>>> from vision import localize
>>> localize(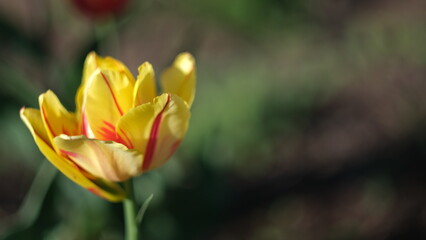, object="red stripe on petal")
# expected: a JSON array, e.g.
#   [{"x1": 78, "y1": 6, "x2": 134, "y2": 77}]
[
  {"x1": 62, "y1": 126, "x2": 70, "y2": 136},
  {"x1": 118, "y1": 128, "x2": 134, "y2": 149},
  {"x1": 34, "y1": 126, "x2": 55, "y2": 149},
  {"x1": 41, "y1": 106, "x2": 56, "y2": 137},
  {"x1": 88, "y1": 187, "x2": 103, "y2": 198},
  {"x1": 103, "y1": 121, "x2": 115, "y2": 129},
  {"x1": 60, "y1": 149, "x2": 81, "y2": 159},
  {"x1": 98, "y1": 121, "x2": 131, "y2": 148},
  {"x1": 100, "y1": 71, "x2": 124, "y2": 116},
  {"x1": 98, "y1": 121, "x2": 116, "y2": 140},
  {"x1": 142, "y1": 94, "x2": 171, "y2": 171},
  {"x1": 21, "y1": 107, "x2": 54, "y2": 149},
  {"x1": 60, "y1": 149, "x2": 95, "y2": 178},
  {"x1": 59, "y1": 152, "x2": 98, "y2": 181}
]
